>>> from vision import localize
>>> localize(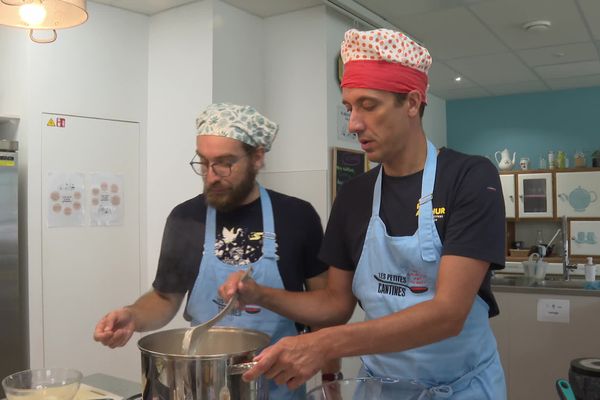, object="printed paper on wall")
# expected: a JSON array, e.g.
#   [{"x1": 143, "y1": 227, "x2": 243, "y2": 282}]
[
  {"x1": 337, "y1": 104, "x2": 357, "y2": 142},
  {"x1": 47, "y1": 172, "x2": 85, "y2": 227},
  {"x1": 89, "y1": 173, "x2": 124, "y2": 226}
]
